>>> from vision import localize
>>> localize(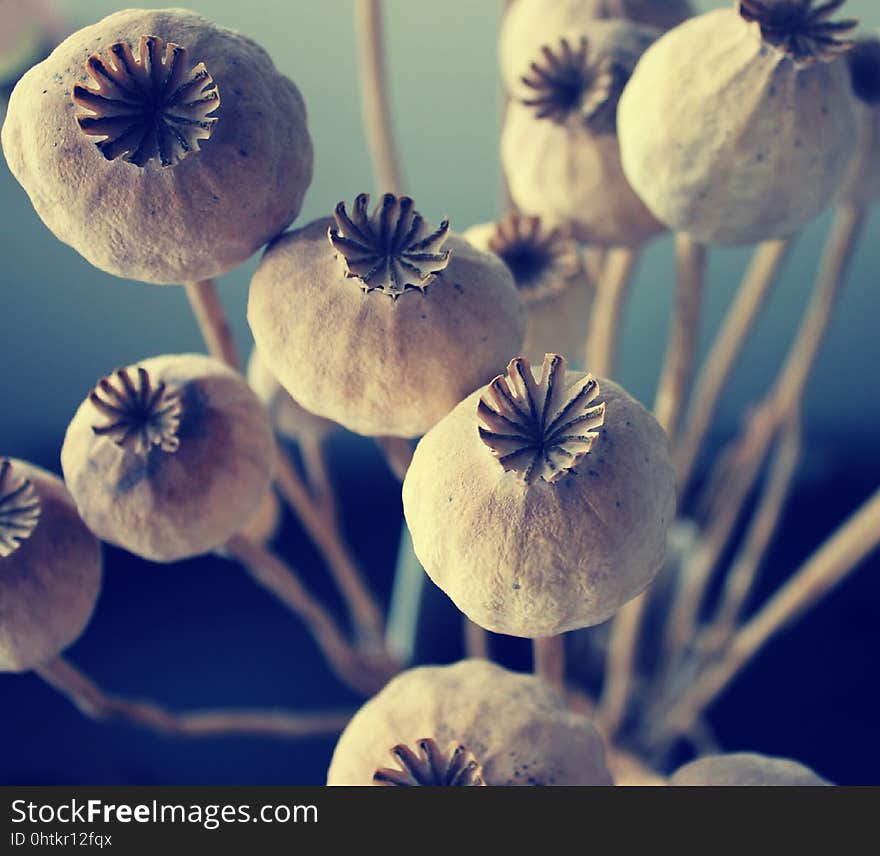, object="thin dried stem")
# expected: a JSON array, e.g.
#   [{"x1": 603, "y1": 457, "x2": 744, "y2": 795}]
[
  {"x1": 657, "y1": 485, "x2": 880, "y2": 741},
  {"x1": 273, "y1": 450, "x2": 386, "y2": 649},
  {"x1": 36, "y1": 657, "x2": 352, "y2": 739},
  {"x1": 533, "y1": 636, "x2": 565, "y2": 692},
  {"x1": 375, "y1": 436, "x2": 414, "y2": 482},
  {"x1": 585, "y1": 246, "x2": 640, "y2": 378},
  {"x1": 464, "y1": 618, "x2": 491, "y2": 660},
  {"x1": 674, "y1": 238, "x2": 792, "y2": 495},
  {"x1": 654, "y1": 234, "x2": 708, "y2": 436},
  {"x1": 184, "y1": 279, "x2": 240, "y2": 369},
  {"x1": 299, "y1": 435, "x2": 334, "y2": 509},
  {"x1": 355, "y1": 0, "x2": 405, "y2": 195},
  {"x1": 225, "y1": 532, "x2": 390, "y2": 696}
]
